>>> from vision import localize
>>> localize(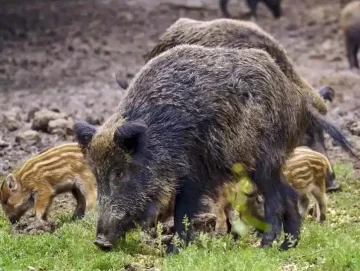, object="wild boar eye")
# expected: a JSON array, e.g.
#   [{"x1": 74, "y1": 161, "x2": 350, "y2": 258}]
[
  {"x1": 110, "y1": 170, "x2": 124, "y2": 181},
  {"x1": 117, "y1": 172, "x2": 124, "y2": 179}
]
